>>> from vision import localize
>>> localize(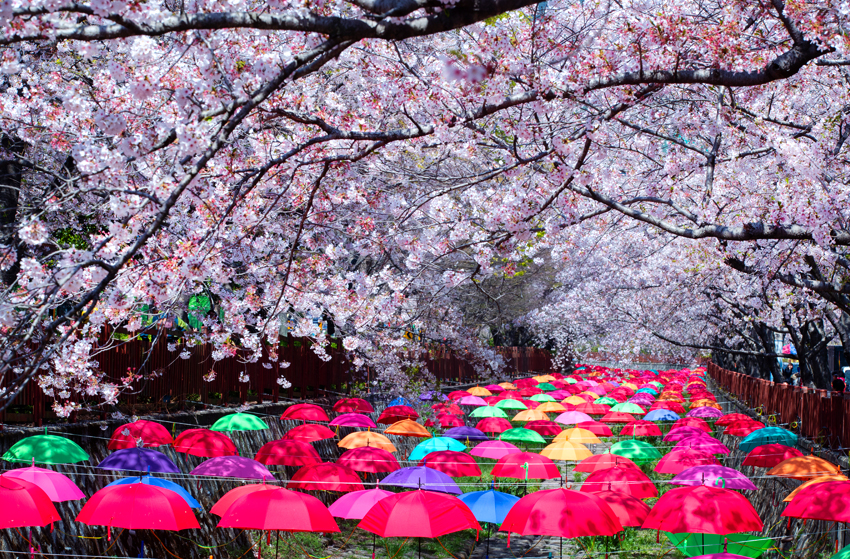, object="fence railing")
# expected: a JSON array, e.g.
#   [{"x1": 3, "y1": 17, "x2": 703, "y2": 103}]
[
  {"x1": 3, "y1": 337, "x2": 552, "y2": 426},
  {"x1": 707, "y1": 362, "x2": 850, "y2": 449}
]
